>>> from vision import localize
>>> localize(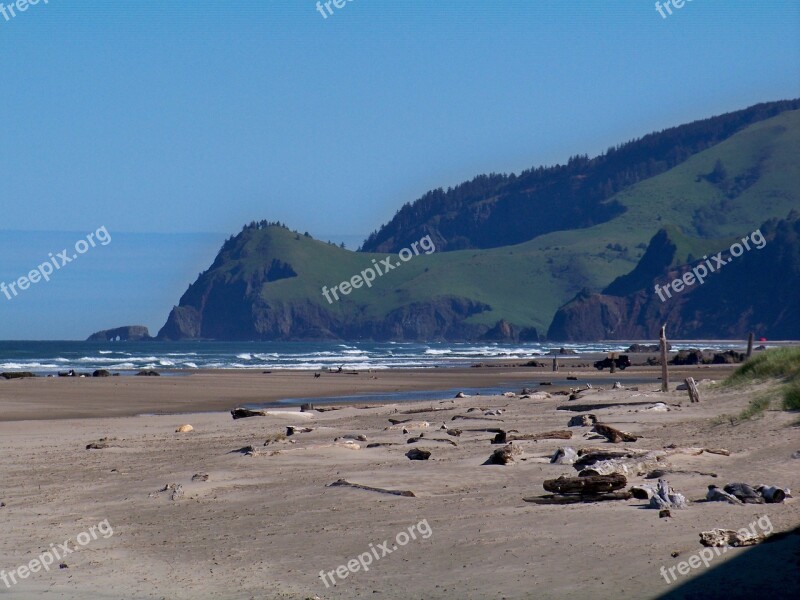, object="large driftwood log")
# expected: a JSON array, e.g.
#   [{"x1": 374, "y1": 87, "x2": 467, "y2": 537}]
[
  {"x1": 700, "y1": 528, "x2": 767, "y2": 547},
  {"x1": 400, "y1": 406, "x2": 454, "y2": 415},
  {"x1": 523, "y1": 491, "x2": 632, "y2": 504},
  {"x1": 592, "y1": 423, "x2": 639, "y2": 443},
  {"x1": 574, "y1": 449, "x2": 644, "y2": 468},
  {"x1": 557, "y1": 401, "x2": 660, "y2": 412},
  {"x1": 543, "y1": 473, "x2": 627, "y2": 495},
  {"x1": 577, "y1": 451, "x2": 668, "y2": 477},
  {"x1": 327, "y1": 479, "x2": 416, "y2": 497},
  {"x1": 493, "y1": 430, "x2": 572, "y2": 444}
]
